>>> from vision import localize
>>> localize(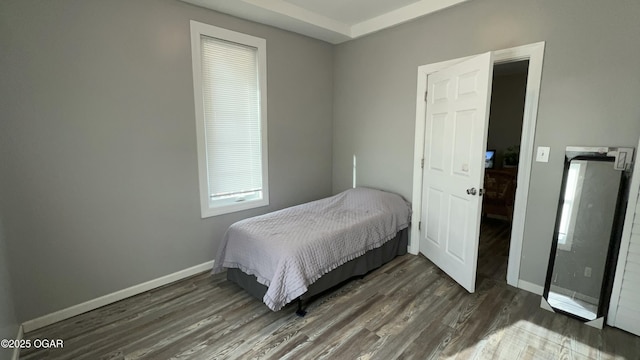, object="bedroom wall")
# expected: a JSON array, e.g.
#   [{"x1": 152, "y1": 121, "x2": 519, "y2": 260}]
[
  {"x1": 0, "y1": 220, "x2": 19, "y2": 360},
  {"x1": 0, "y1": 0, "x2": 333, "y2": 321},
  {"x1": 332, "y1": 0, "x2": 640, "y2": 288}
]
